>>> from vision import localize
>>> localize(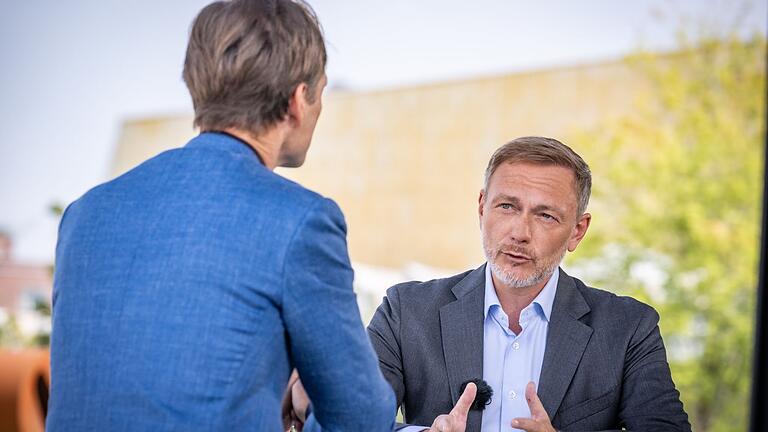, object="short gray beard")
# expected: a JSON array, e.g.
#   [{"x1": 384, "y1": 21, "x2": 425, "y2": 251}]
[{"x1": 484, "y1": 241, "x2": 567, "y2": 290}]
